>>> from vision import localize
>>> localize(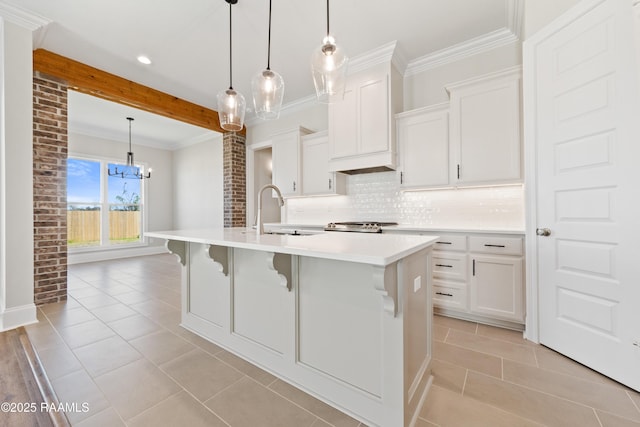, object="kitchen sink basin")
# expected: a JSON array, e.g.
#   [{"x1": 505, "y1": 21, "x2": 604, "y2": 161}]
[{"x1": 265, "y1": 230, "x2": 319, "y2": 236}]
